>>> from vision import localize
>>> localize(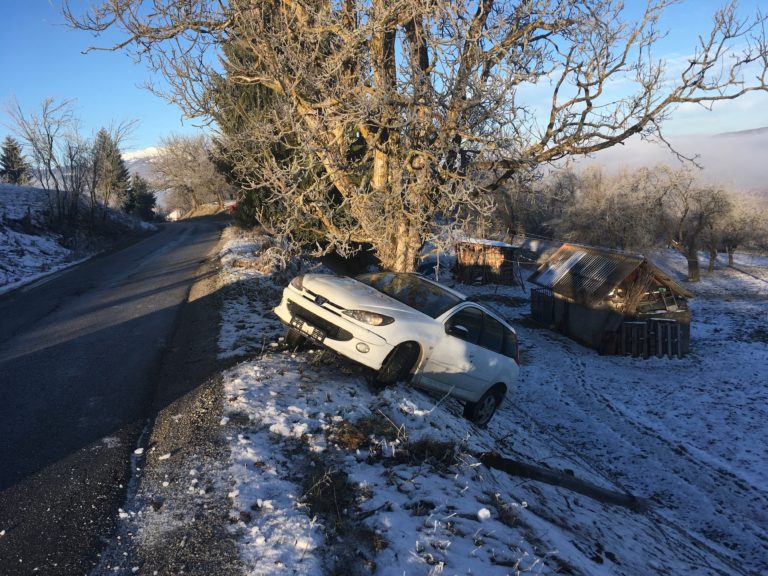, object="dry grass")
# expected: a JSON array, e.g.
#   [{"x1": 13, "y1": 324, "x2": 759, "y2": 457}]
[
  {"x1": 300, "y1": 462, "x2": 388, "y2": 575},
  {"x1": 326, "y1": 413, "x2": 403, "y2": 451},
  {"x1": 182, "y1": 203, "x2": 227, "y2": 218},
  {"x1": 326, "y1": 421, "x2": 369, "y2": 450},
  {"x1": 301, "y1": 467, "x2": 357, "y2": 529},
  {"x1": 393, "y1": 437, "x2": 459, "y2": 471}
]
